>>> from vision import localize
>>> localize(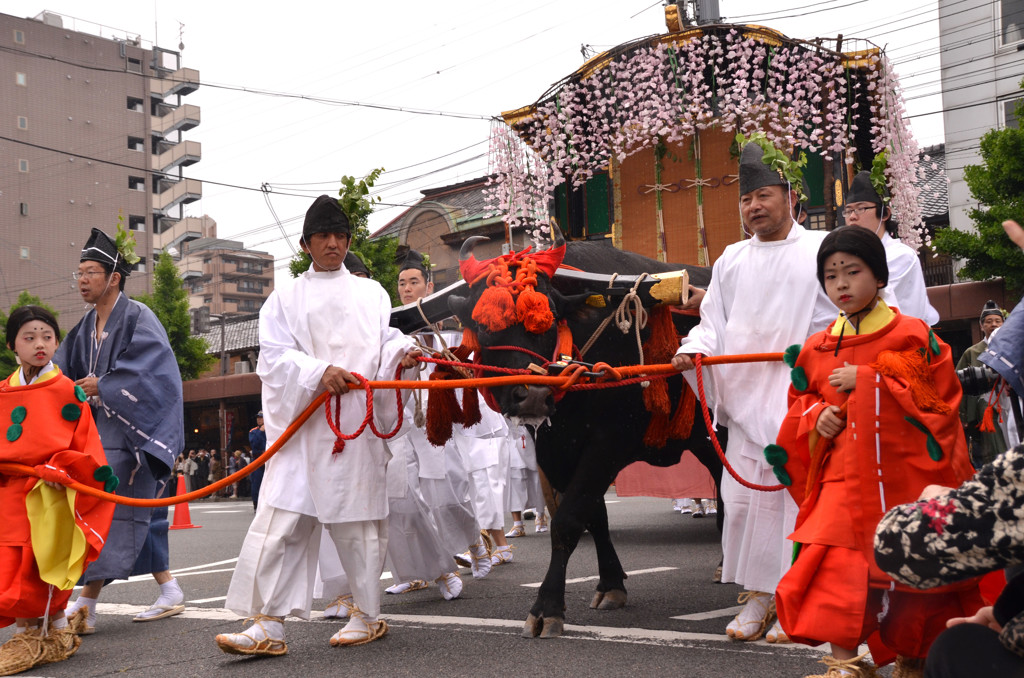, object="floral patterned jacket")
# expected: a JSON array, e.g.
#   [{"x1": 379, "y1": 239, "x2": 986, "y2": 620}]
[{"x1": 875, "y1": 445, "x2": 1024, "y2": 657}]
